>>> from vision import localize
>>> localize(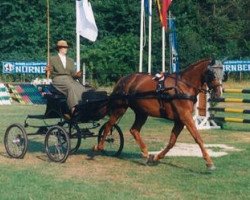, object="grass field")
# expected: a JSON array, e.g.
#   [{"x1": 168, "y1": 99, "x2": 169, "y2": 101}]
[{"x1": 0, "y1": 81, "x2": 249, "y2": 200}]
